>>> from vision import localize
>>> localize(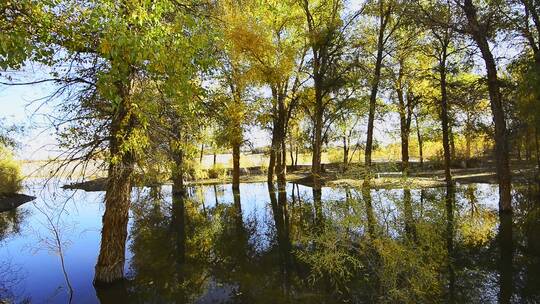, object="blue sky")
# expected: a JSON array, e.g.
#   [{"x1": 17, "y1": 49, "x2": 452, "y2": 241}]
[{"x1": 0, "y1": 78, "x2": 58, "y2": 160}]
